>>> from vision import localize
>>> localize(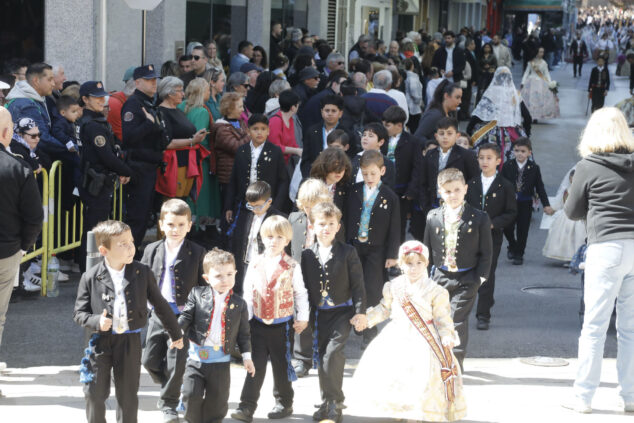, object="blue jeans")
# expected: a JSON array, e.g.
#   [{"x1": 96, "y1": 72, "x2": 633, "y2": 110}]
[
  {"x1": 574, "y1": 239, "x2": 634, "y2": 404},
  {"x1": 545, "y1": 52, "x2": 554, "y2": 70}
]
